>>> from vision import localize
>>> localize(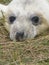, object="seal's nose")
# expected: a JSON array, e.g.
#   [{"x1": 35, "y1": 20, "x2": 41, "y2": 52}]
[{"x1": 16, "y1": 32, "x2": 24, "y2": 41}]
